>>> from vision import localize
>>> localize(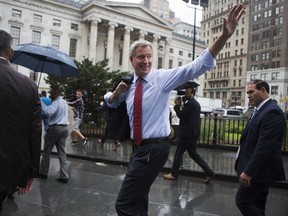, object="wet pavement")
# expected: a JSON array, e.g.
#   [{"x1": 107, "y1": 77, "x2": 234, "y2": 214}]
[{"x1": 1, "y1": 137, "x2": 288, "y2": 216}]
